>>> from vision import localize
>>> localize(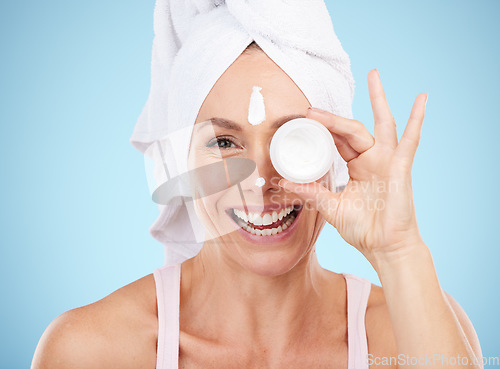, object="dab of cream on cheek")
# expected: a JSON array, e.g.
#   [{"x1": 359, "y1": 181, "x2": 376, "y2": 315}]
[
  {"x1": 255, "y1": 177, "x2": 265, "y2": 187},
  {"x1": 247, "y1": 86, "x2": 266, "y2": 125}
]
